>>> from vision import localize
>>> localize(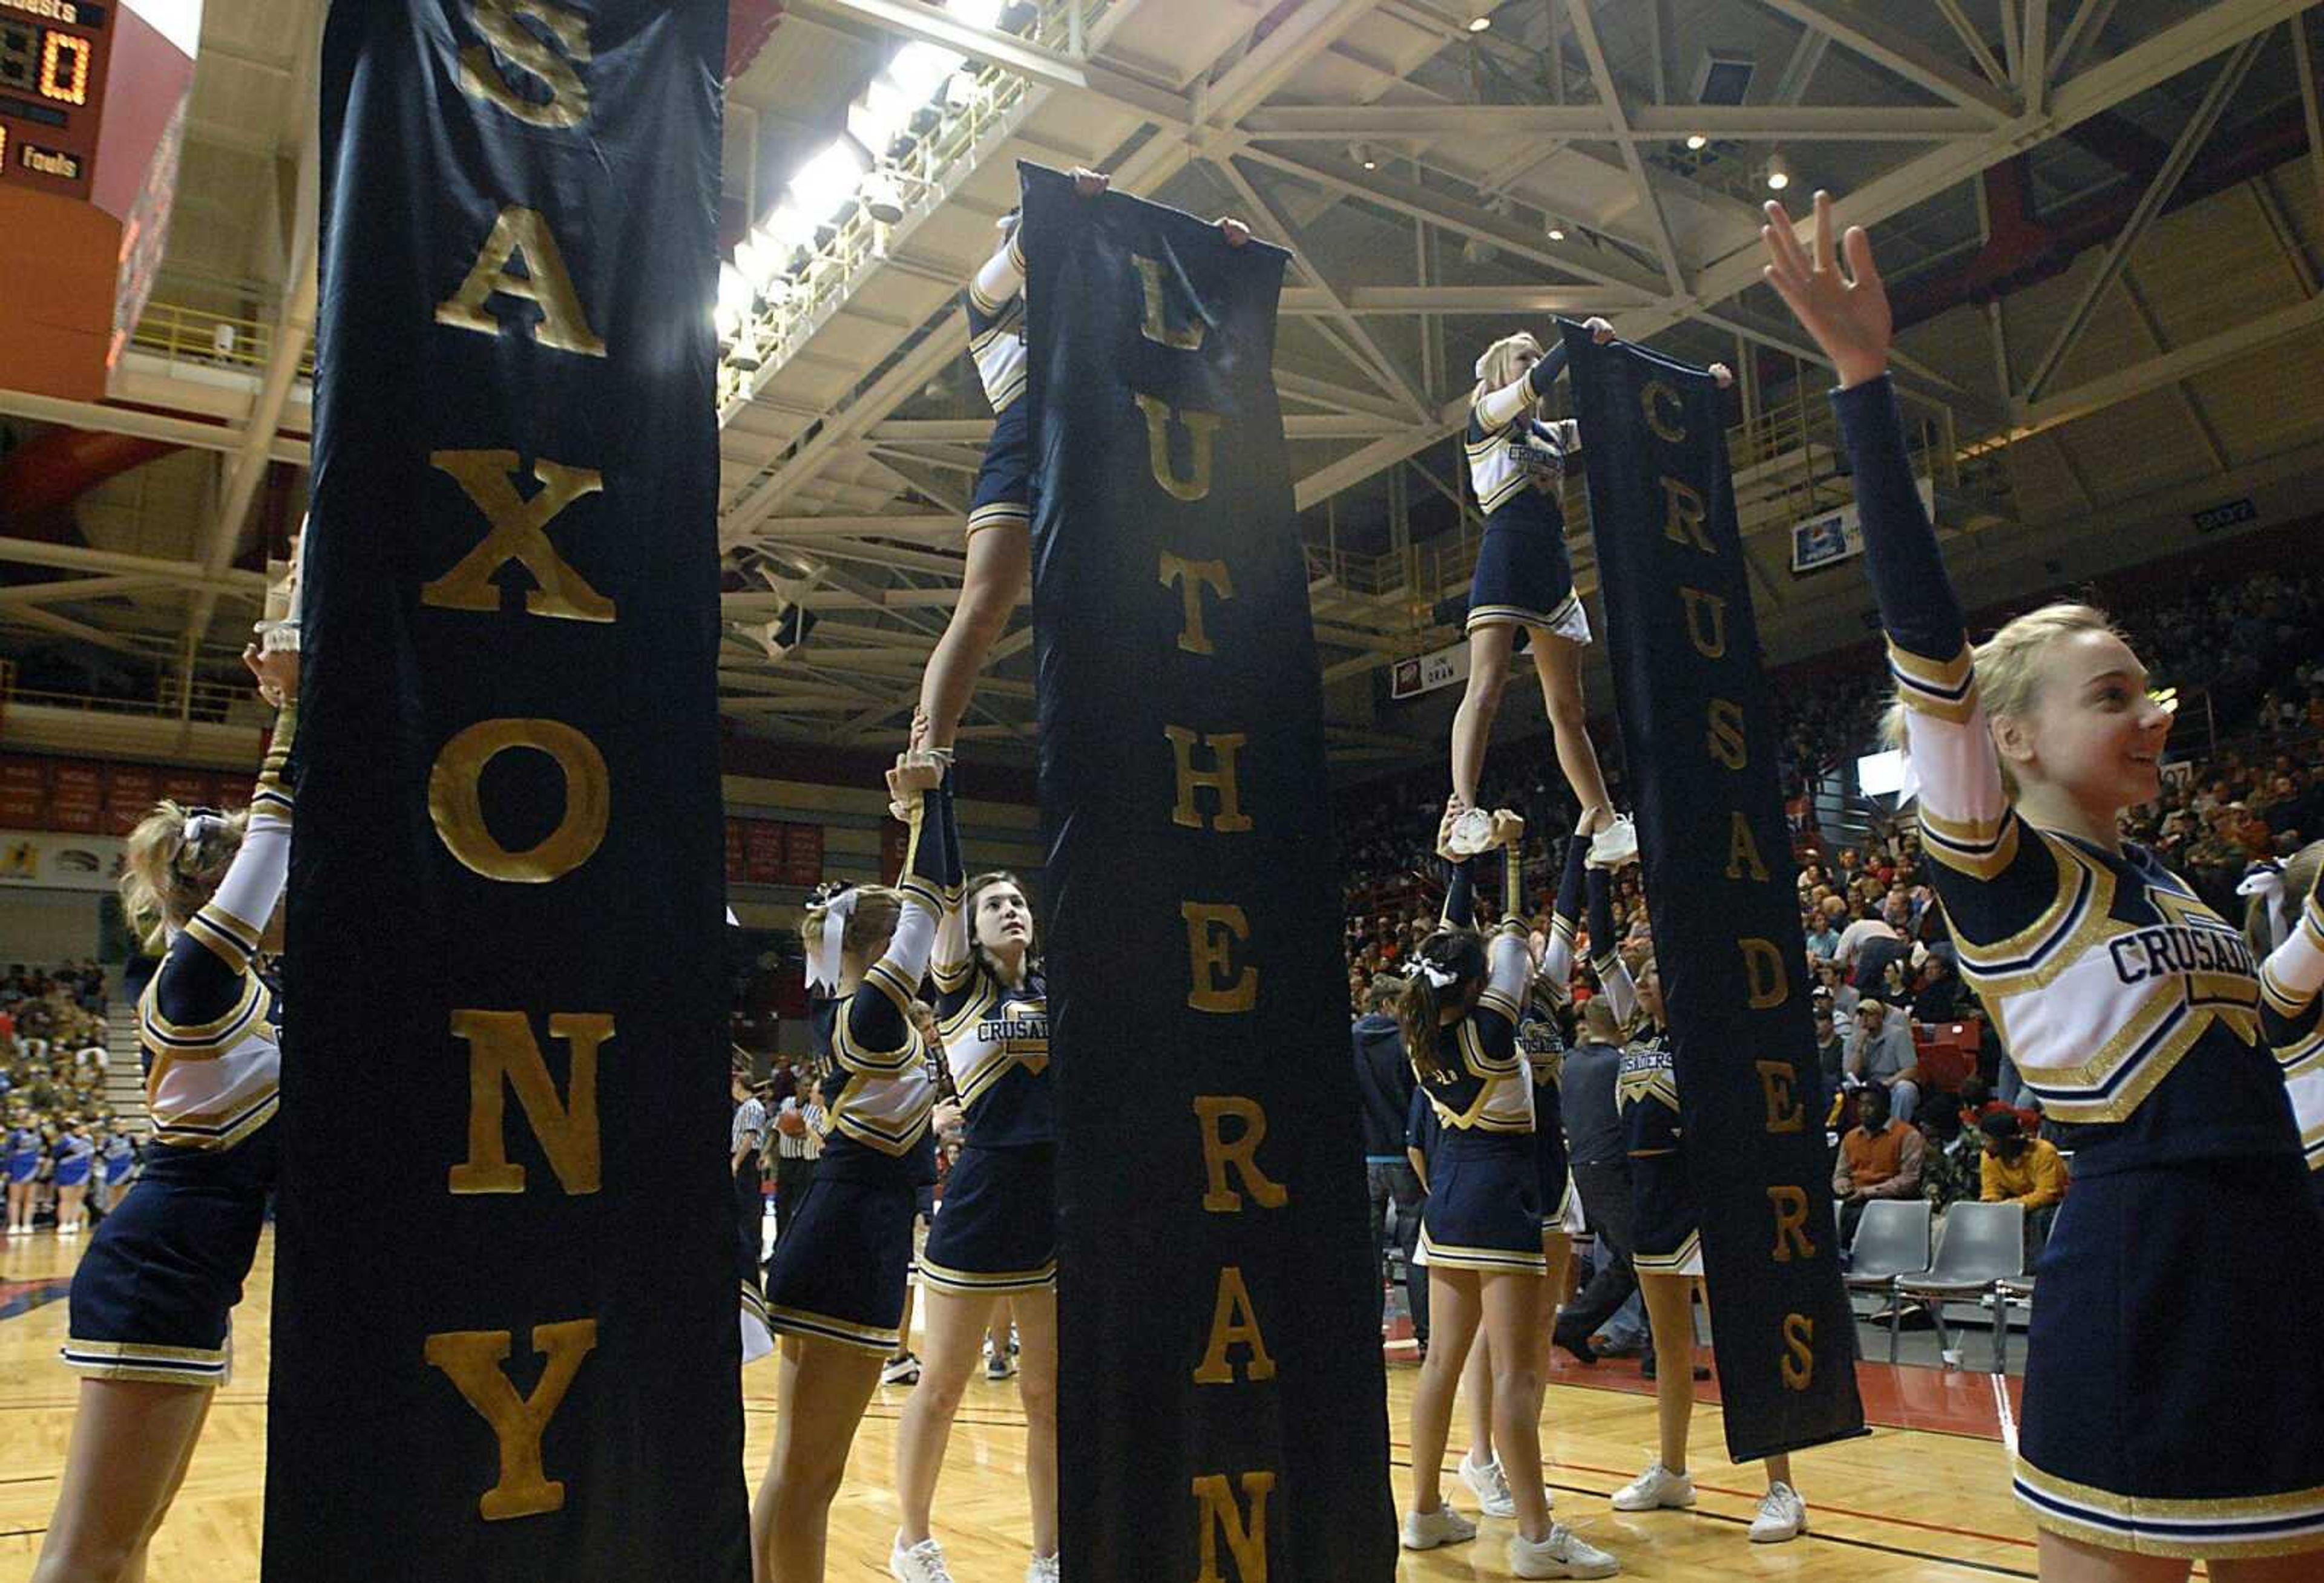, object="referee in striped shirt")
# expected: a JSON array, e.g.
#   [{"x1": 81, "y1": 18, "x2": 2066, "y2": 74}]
[
  {"x1": 766, "y1": 1074, "x2": 824, "y2": 1247},
  {"x1": 732, "y1": 1064, "x2": 770, "y2": 1282}
]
